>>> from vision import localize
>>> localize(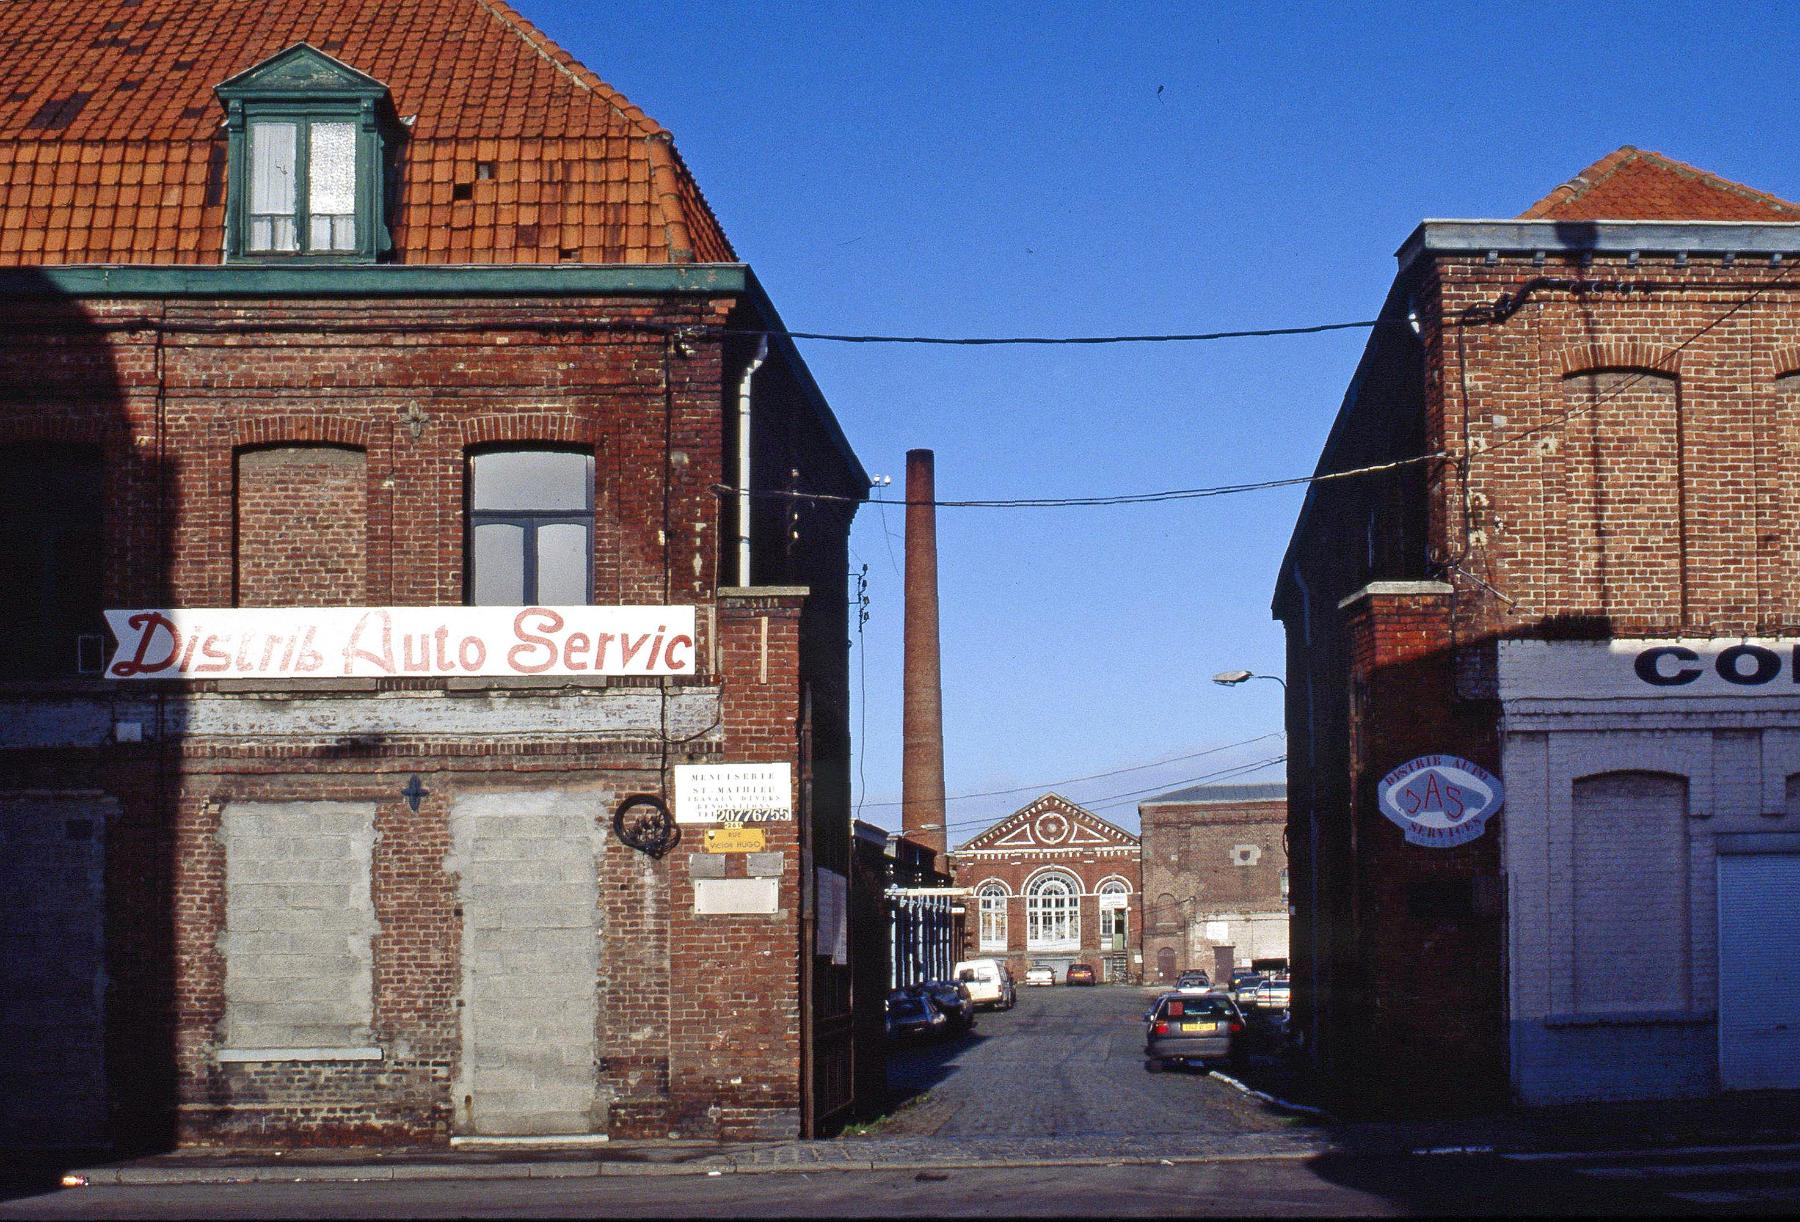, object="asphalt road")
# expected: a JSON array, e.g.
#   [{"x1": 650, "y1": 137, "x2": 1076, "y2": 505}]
[{"x1": 876, "y1": 983, "x2": 1292, "y2": 1139}]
